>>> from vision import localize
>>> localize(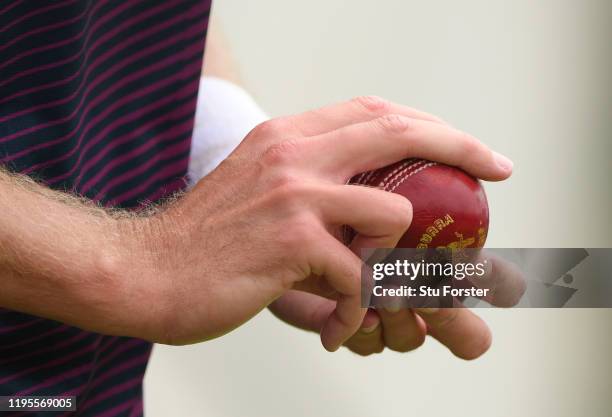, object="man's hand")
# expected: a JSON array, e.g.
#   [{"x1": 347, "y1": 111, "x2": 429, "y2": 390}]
[
  {"x1": 271, "y1": 252, "x2": 525, "y2": 359},
  {"x1": 262, "y1": 96, "x2": 514, "y2": 357},
  {"x1": 132, "y1": 96, "x2": 511, "y2": 350},
  {"x1": 0, "y1": 96, "x2": 511, "y2": 352},
  {"x1": 271, "y1": 291, "x2": 494, "y2": 359}
]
